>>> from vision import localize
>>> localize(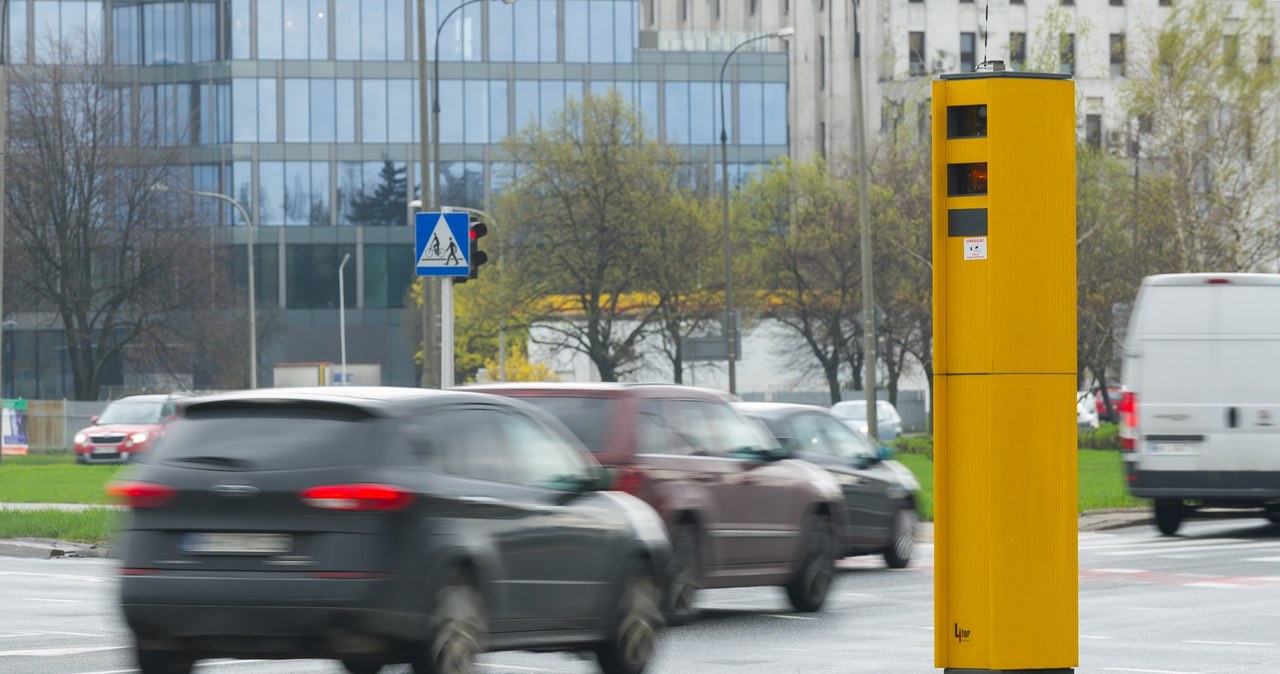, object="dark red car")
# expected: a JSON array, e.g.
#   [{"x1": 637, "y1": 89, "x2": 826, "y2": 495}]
[
  {"x1": 1094, "y1": 386, "x2": 1124, "y2": 423},
  {"x1": 74, "y1": 394, "x2": 186, "y2": 464},
  {"x1": 463, "y1": 383, "x2": 847, "y2": 624}
]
